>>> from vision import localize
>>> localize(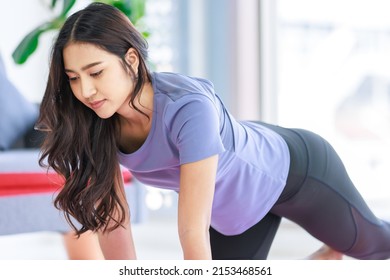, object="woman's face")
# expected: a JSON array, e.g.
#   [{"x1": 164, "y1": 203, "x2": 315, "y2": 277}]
[{"x1": 63, "y1": 42, "x2": 138, "y2": 119}]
